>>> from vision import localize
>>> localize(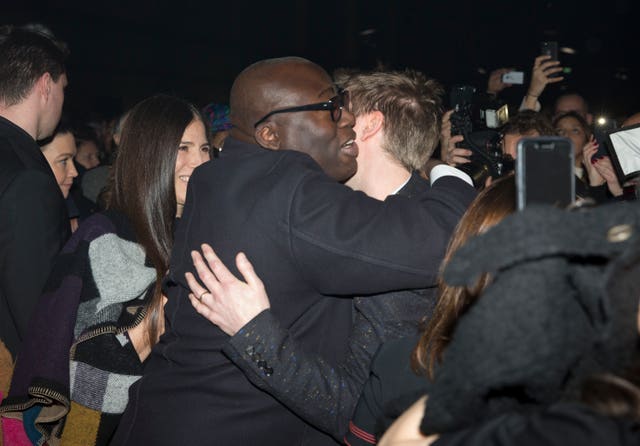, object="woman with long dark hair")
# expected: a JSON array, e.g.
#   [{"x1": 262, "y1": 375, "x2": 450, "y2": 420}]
[{"x1": 0, "y1": 95, "x2": 211, "y2": 446}]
